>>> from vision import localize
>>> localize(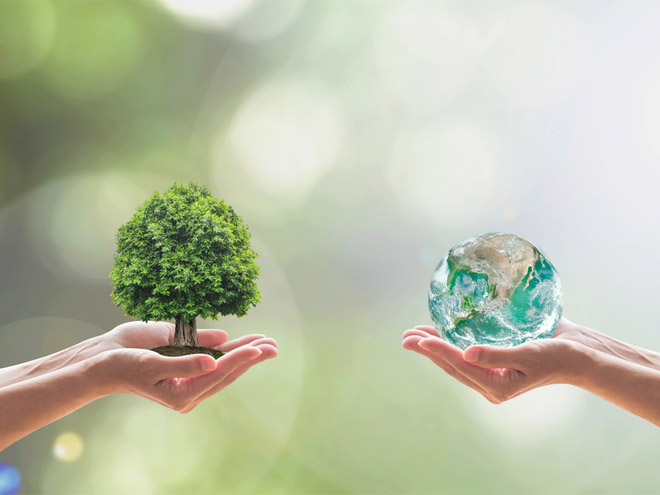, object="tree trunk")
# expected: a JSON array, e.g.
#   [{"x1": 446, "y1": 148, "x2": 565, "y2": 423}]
[{"x1": 173, "y1": 316, "x2": 199, "y2": 347}]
